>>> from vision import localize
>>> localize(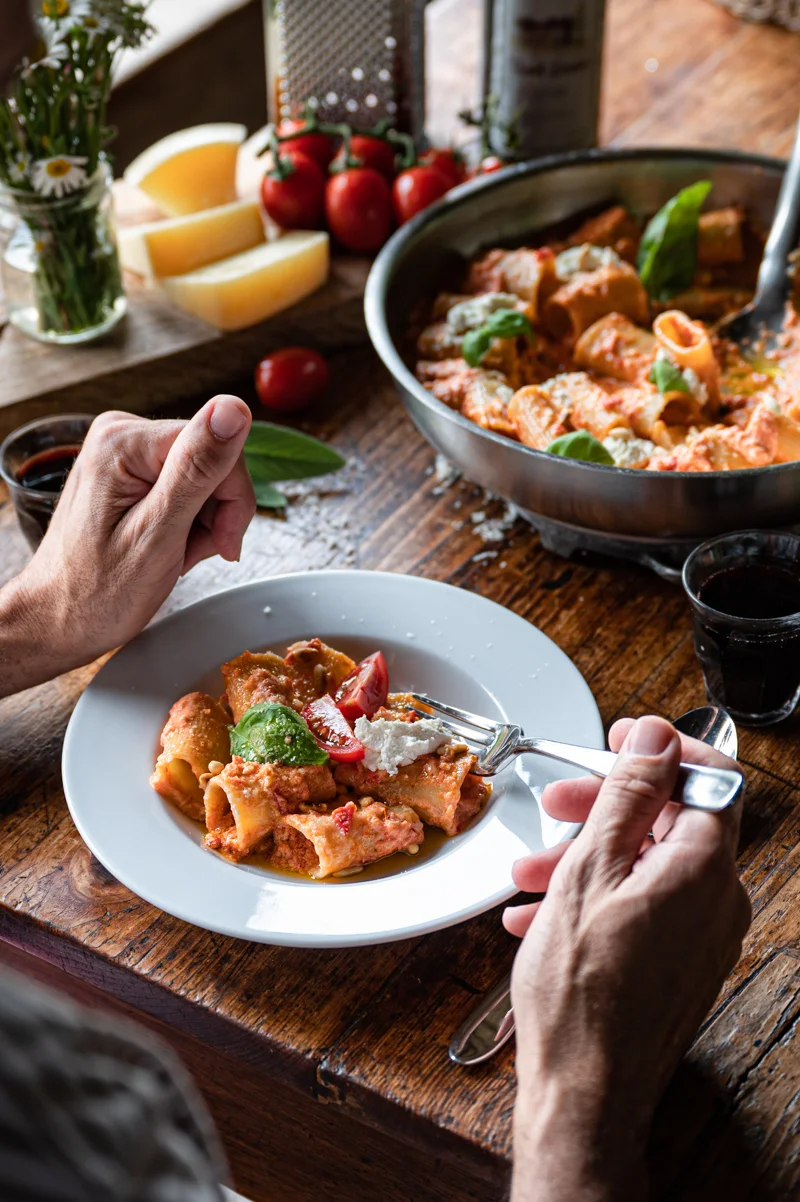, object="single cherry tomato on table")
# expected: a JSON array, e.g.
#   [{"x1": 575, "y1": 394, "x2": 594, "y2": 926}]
[
  {"x1": 335, "y1": 651, "x2": 389, "y2": 721},
  {"x1": 254, "y1": 347, "x2": 330, "y2": 413},
  {"x1": 419, "y1": 147, "x2": 466, "y2": 190},
  {"x1": 324, "y1": 167, "x2": 393, "y2": 253},
  {"x1": 333, "y1": 134, "x2": 396, "y2": 180},
  {"x1": 260, "y1": 151, "x2": 325, "y2": 230},
  {"x1": 391, "y1": 165, "x2": 451, "y2": 225},
  {"x1": 276, "y1": 118, "x2": 337, "y2": 169},
  {"x1": 302, "y1": 696, "x2": 365, "y2": 762}
]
